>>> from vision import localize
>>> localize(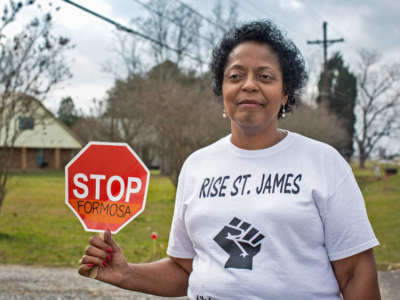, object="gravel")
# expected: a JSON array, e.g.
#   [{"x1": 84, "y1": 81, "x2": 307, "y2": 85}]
[
  {"x1": 0, "y1": 265, "x2": 187, "y2": 300},
  {"x1": 0, "y1": 265, "x2": 398, "y2": 299}
]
